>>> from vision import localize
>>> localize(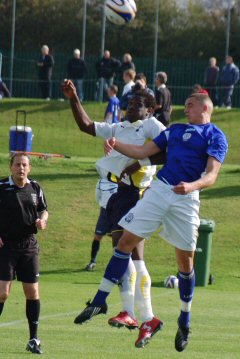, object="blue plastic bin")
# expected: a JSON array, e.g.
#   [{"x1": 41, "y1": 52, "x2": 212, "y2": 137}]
[{"x1": 9, "y1": 126, "x2": 33, "y2": 152}]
